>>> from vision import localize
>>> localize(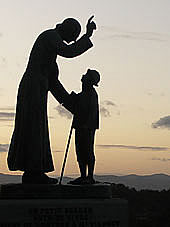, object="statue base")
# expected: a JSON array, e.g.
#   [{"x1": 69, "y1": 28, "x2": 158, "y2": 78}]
[
  {"x1": 0, "y1": 184, "x2": 128, "y2": 227},
  {"x1": 0, "y1": 183, "x2": 112, "y2": 199}
]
